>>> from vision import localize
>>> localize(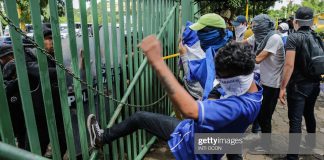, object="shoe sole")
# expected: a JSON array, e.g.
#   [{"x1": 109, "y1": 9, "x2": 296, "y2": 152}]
[{"x1": 87, "y1": 114, "x2": 95, "y2": 147}]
